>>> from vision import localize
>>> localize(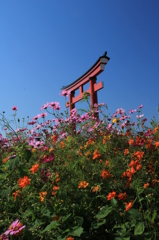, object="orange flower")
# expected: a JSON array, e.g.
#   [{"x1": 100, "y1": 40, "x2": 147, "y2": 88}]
[
  {"x1": 124, "y1": 149, "x2": 129, "y2": 156},
  {"x1": 107, "y1": 191, "x2": 116, "y2": 200},
  {"x1": 87, "y1": 138, "x2": 95, "y2": 145},
  {"x1": 128, "y1": 139, "x2": 134, "y2": 145},
  {"x1": 92, "y1": 185, "x2": 101, "y2": 193},
  {"x1": 66, "y1": 237, "x2": 74, "y2": 240},
  {"x1": 136, "y1": 163, "x2": 142, "y2": 171},
  {"x1": 118, "y1": 192, "x2": 126, "y2": 200},
  {"x1": 3, "y1": 157, "x2": 9, "y2": 163},
  {"x1": 49, "y1": 147, "x2": 53, "y2": 153},
  {"x1": 53, "y1": 186, "x2": 59, "y2": 191},
  {"x1": 39, "y1": 191, "x2": 47, "y2": 202},
  {"x1": 125, "y1": 201, "x2": 133, "y2": 212},
  {"x1": 59, "y1": 141, "x2": 64, "y2": 148},
  {"x1": 152, "y1": 179, "x2": 159, "y2": 186},
  {"x1": 52, "y1": 215, "x2": 61, "y2": 221},
  {"x1": 154, "y1": 127, "x2": 158, "y2": 133},
  {"x1": 93, "y1": 149, "x2": 101, "y2": 160},
  {"x1": 133, "y1": 151, "x2": 144, "y2": 160},
  {"x1": 85, "y1": 150, "x2": 91, "y2": 158},
  {"x1": 18, "y1": 176, "x2": 31, "y2": 189},
  {"x1": 143, "y1": 183, "x2": 150, "y2": 189},
  {"x1": 105, "y1": 160, "x2": 109, "y2": 166},
  {"x1": 55, "y1": 172, "x2": 60, "y2": 183},
  {"x1": 99, "y1": 159, "x2": 103, "y2": 164},
  {"x1": 12, "y1": 190, "x2": 21, "y2": 201},
  {"x1": 52, "y1": 185, "x2": 59, "y2": 196},
  {"x1": 78, "y1": 181, "x2": 89, "y2": 189},
  {"x1": 31, "y1": 148, "x2": 36, "y2": 153},
  {"x1": 51, "y1": 134, "x2": 58, "y2": 144},
  {"x1": 155, "y1": 141, "x2": 159, "y2": 147},
  {"x1": 101, "y1": 170, "x2": 111, "y2": 180},
  {"x1": 129, "y1": 160, "x2": 136, "y2": 168},
  {"x1": 30, "y1": 163, "x2": 39, "y2": 173}
]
